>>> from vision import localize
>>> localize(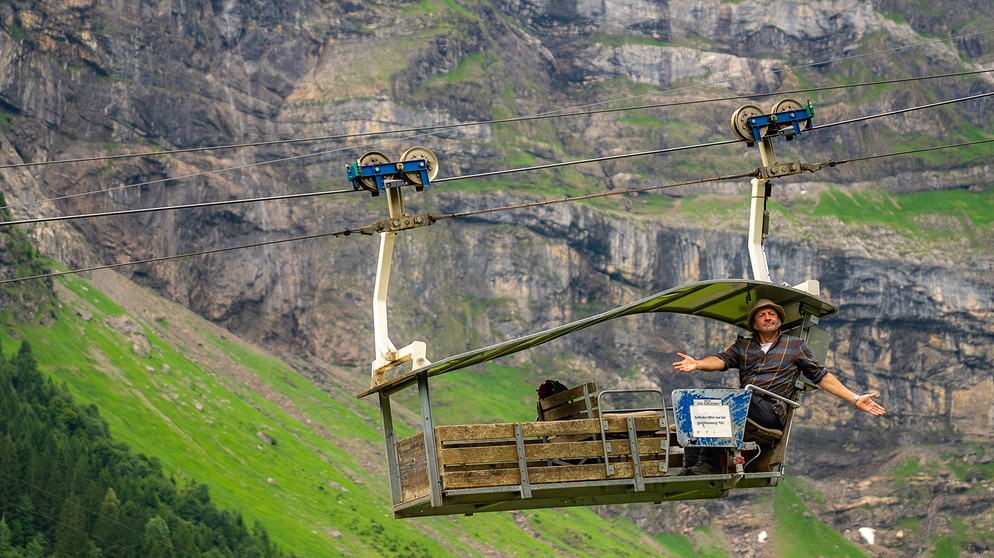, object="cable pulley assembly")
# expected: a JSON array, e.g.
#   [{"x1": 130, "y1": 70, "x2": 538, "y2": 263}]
[
  {"x1": 346, "y1": 147, "x2": 440, "y2": 196},
  {"x1": 731, "y1": 99, "x2": 814, "y2": 145}
]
